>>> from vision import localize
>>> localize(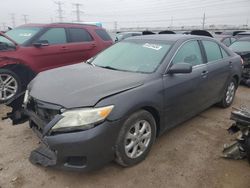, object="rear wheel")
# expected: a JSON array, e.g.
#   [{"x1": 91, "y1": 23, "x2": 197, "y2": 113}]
[
  {"x1": 218, "y1": 78, "x2": 237, "y2": 108},
  {"x1": 115, "y1": 110, "x2": 156, "y2": 167},
  {"x1": 0, "y1": 69, "x2": 21, "y2": 103}
]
